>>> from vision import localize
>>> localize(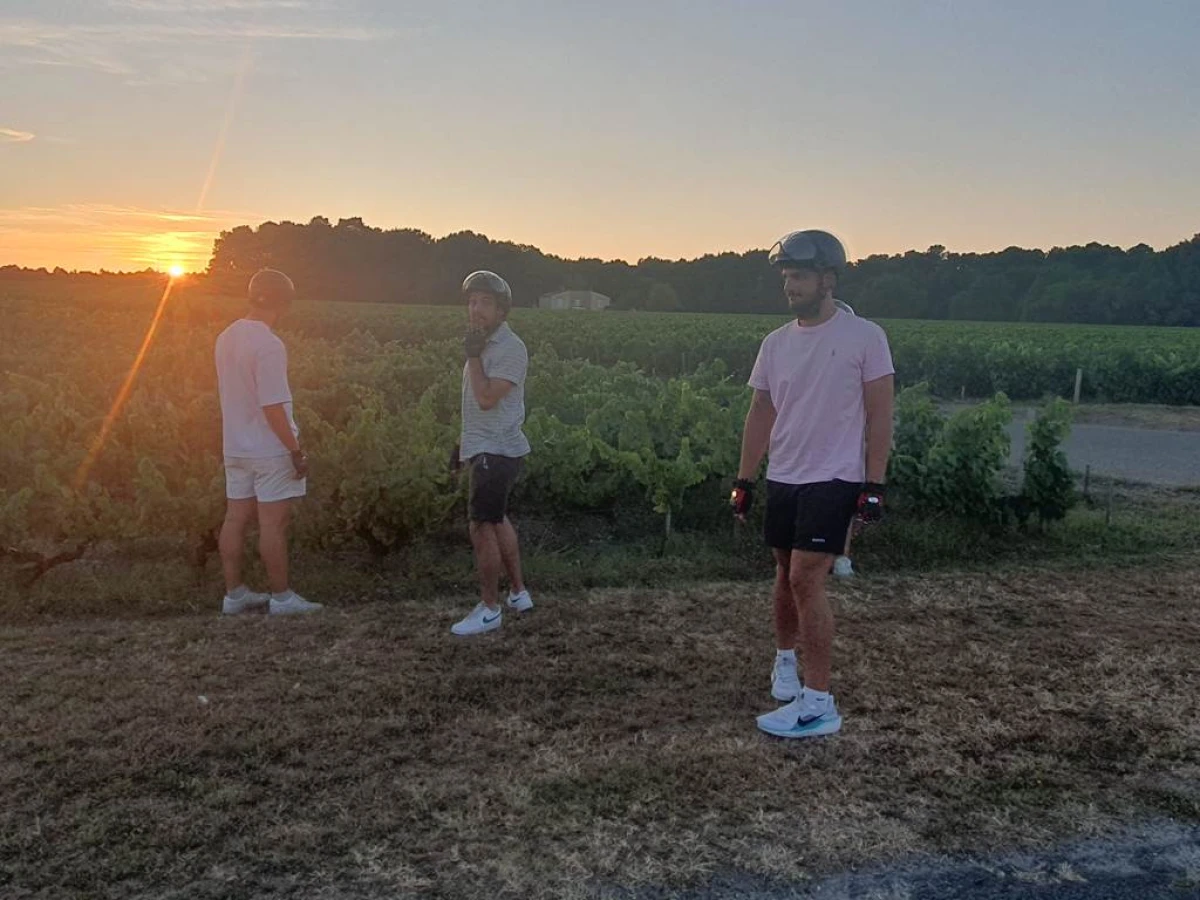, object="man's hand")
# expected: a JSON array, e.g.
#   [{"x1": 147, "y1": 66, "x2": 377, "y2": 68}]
[
  {"x1": 856, "y1": 482, "x2": 886, "y2": 525},
  {"x1": 290, "y1": 448, "x2": 309, "y2": 479},
  {"x1": 464, "y1": 328, "x2": 488, "y2": 359},
  {"x1": 730, "y1": 478, "x2": 755, "y2": 521},
  {"x1": 448, "y1": 444, "x2": 462, "y2": 474}
]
